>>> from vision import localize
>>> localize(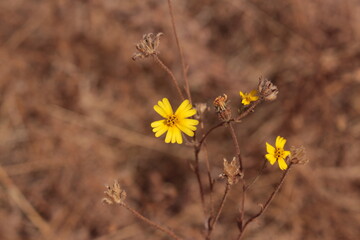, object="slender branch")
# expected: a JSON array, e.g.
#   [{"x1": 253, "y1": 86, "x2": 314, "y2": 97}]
[
  {"x1": 228, "y1": 122, "x2": 243, "y2": 172},
  {"x1": 245, "y1": 159, "x2": 267, "y2": 191},
  {"x1": 203, "y1": 141, "x2": 214, "y2": 216},
  {"x1": 238, "y1": 181, "x2": 246, "y2": 233},
  {"x1": 193, "y1": 138, "x2": 206, "y2": 213},
  {"x1": 153, "y1": 55, "x2": 185, "y2": 101},
  {"x1": 235, "y1": 100, "x2": 262, "y2": 122},
  {"x1": 167, "y1": 0, "x2": 191, "y2": 102},
  {"x1": 206, "y1": 184, "x2": 231, "y2": 240},
  {"x1": 121, "y1": 203, "x2": 183, "y2": 240},
  {"x1": 237, "y1": 164, "x2": 293, "y2": 240},
  {"x1": 197, "y1": 122, "x2": 225, "y2": 153}
]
